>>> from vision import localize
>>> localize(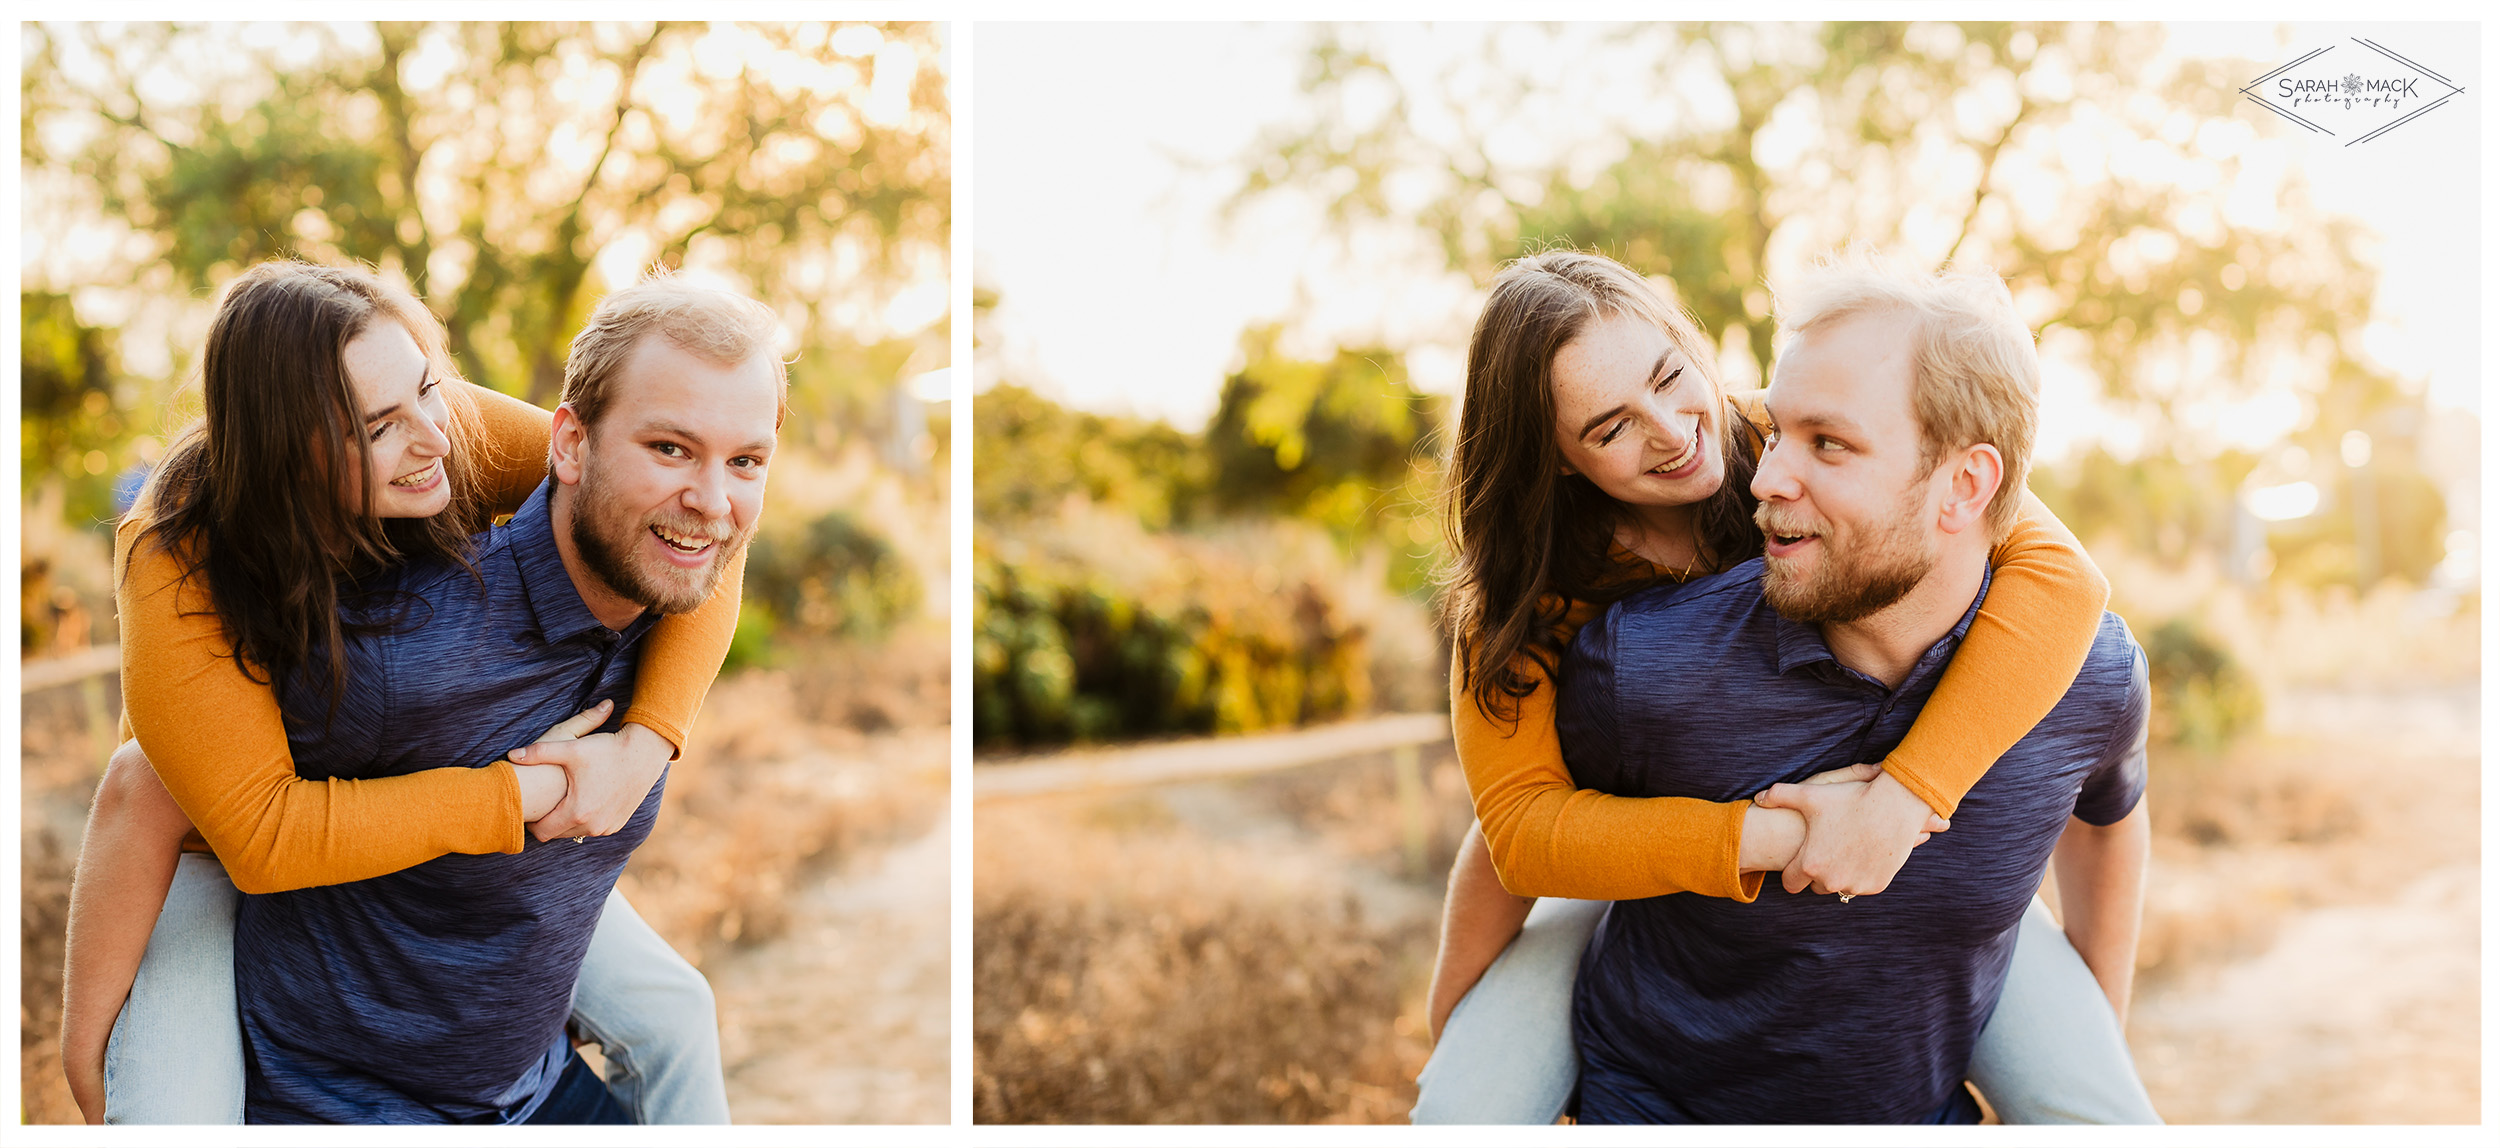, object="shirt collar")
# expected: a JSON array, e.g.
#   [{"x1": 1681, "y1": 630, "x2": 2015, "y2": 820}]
[
  {"x1": 1768, "y1": 563, "x2": 1996, "y2": 689},
  {"x1": 504, "y1": 480, "x2": 655, "y2": 646}
]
